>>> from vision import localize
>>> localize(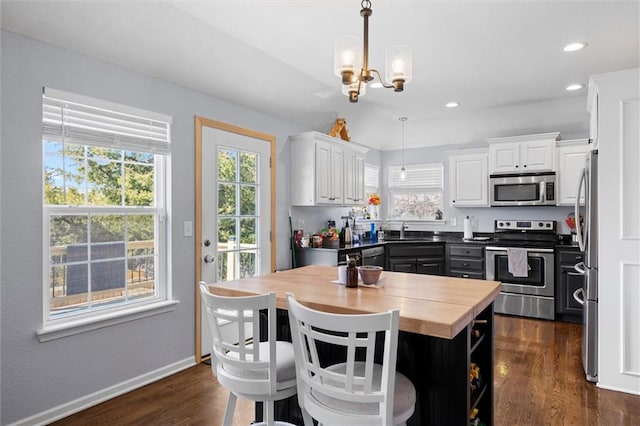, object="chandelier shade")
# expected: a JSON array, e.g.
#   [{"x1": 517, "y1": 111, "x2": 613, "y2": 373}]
[
  {"x1": 334, "y1": 0, "x2": 413, "y2": 102},
  {"x1": 386, "y1": 46, "x2": 413, "y2": 91},
  {"x1": 342, "y1": 80, "x2": 367, "y2": 99},
  {"x1": 334, "y1": 36, "x2": 362, "y2": 84}
]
